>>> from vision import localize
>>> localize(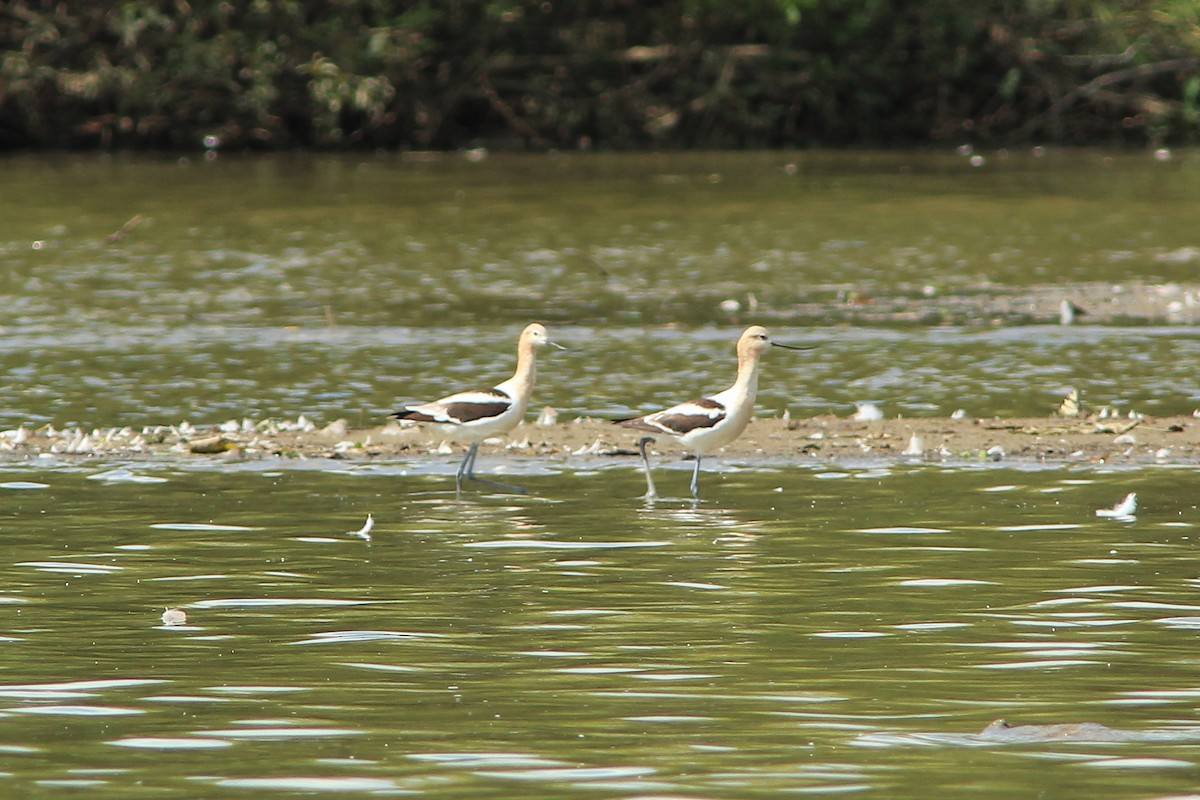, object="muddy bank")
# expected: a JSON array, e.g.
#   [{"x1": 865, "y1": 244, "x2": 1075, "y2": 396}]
[
  {"x1": 3, "y1": 413, "x2": 1197, "y2": 467},
  {"x1": 765, "y1": 279, "x2": 1200, "y2": 327}
]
